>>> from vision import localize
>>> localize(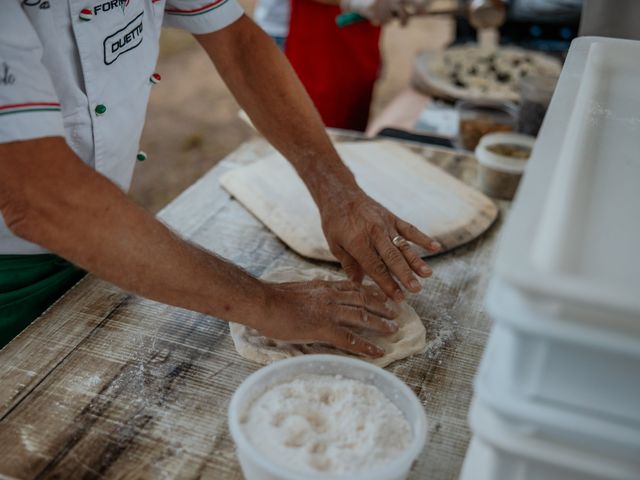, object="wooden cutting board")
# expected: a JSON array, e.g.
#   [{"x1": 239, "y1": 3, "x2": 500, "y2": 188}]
[{"x1": 219, "y1": 141, "x2": 497, "y2": 262}]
